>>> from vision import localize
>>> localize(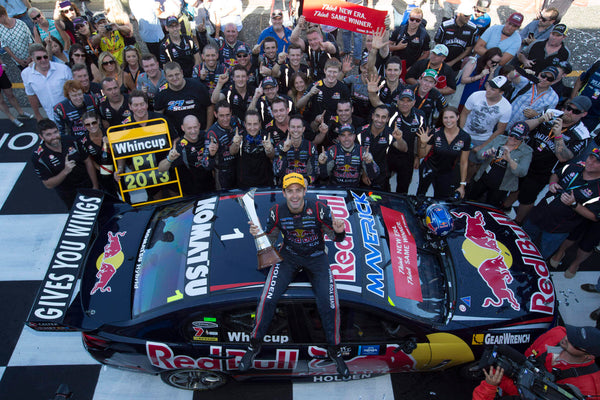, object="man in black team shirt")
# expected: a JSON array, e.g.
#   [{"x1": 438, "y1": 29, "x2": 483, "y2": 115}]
[
  {"x1": 154, "y1": 62, "x2": 211, "y2": 133},
  {"x1": 98, "y1": 77, "x2": 131, "y2": 129},
  {"x1": 239, "y1": 172, "x2": 350, "y2": 378},
  {"x1": 31, "y1": 119, "x2": 98, "y2": 208}
]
